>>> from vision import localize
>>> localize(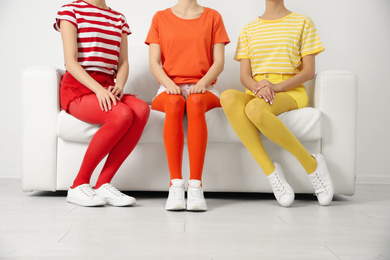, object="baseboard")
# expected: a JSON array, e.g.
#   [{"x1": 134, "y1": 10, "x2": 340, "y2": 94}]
[
  {"x1": 356, "y1": 175, "x2": 390, "y2": 185},
  {"x1": 1, "y1": 173, "x2": 389, "y2": 185}
]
